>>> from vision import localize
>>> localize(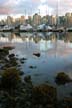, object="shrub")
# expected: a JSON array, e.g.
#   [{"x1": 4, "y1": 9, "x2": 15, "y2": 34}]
[
  {"x1": 32, "y1": 84, "x2": 57, "y2": 107},
  {"x1": 1, "y1": 67, "x2": 21, "y2": 91},
  {"x1": 55, "y1": 72, "x2": 72, "y2": 85}
]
